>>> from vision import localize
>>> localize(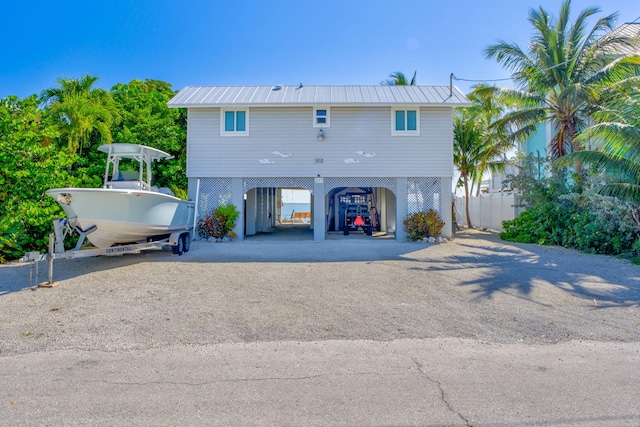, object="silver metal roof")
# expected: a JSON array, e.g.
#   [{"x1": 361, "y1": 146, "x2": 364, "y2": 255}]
[
  {"x1": 168, "y1": 85, "x2": 471, "y2": 108},
  {"x1": 602, "y1": 22, "x2": 640, "y2": 55}
]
